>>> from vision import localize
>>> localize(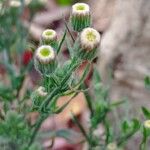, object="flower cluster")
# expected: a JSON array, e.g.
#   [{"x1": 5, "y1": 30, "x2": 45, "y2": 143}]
[
  {"x1": 31, "y1": 2, "x2": 101, "y2": 148},
  {"x1": 70, "y1": 3, "x2": 100, "y2": 60},
  {"x1": 71, "y1": 3, "x2": 91, "y2": 32},
  {"x1": 34, "y1": 2, "x2": 100, "y2": 76}
]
